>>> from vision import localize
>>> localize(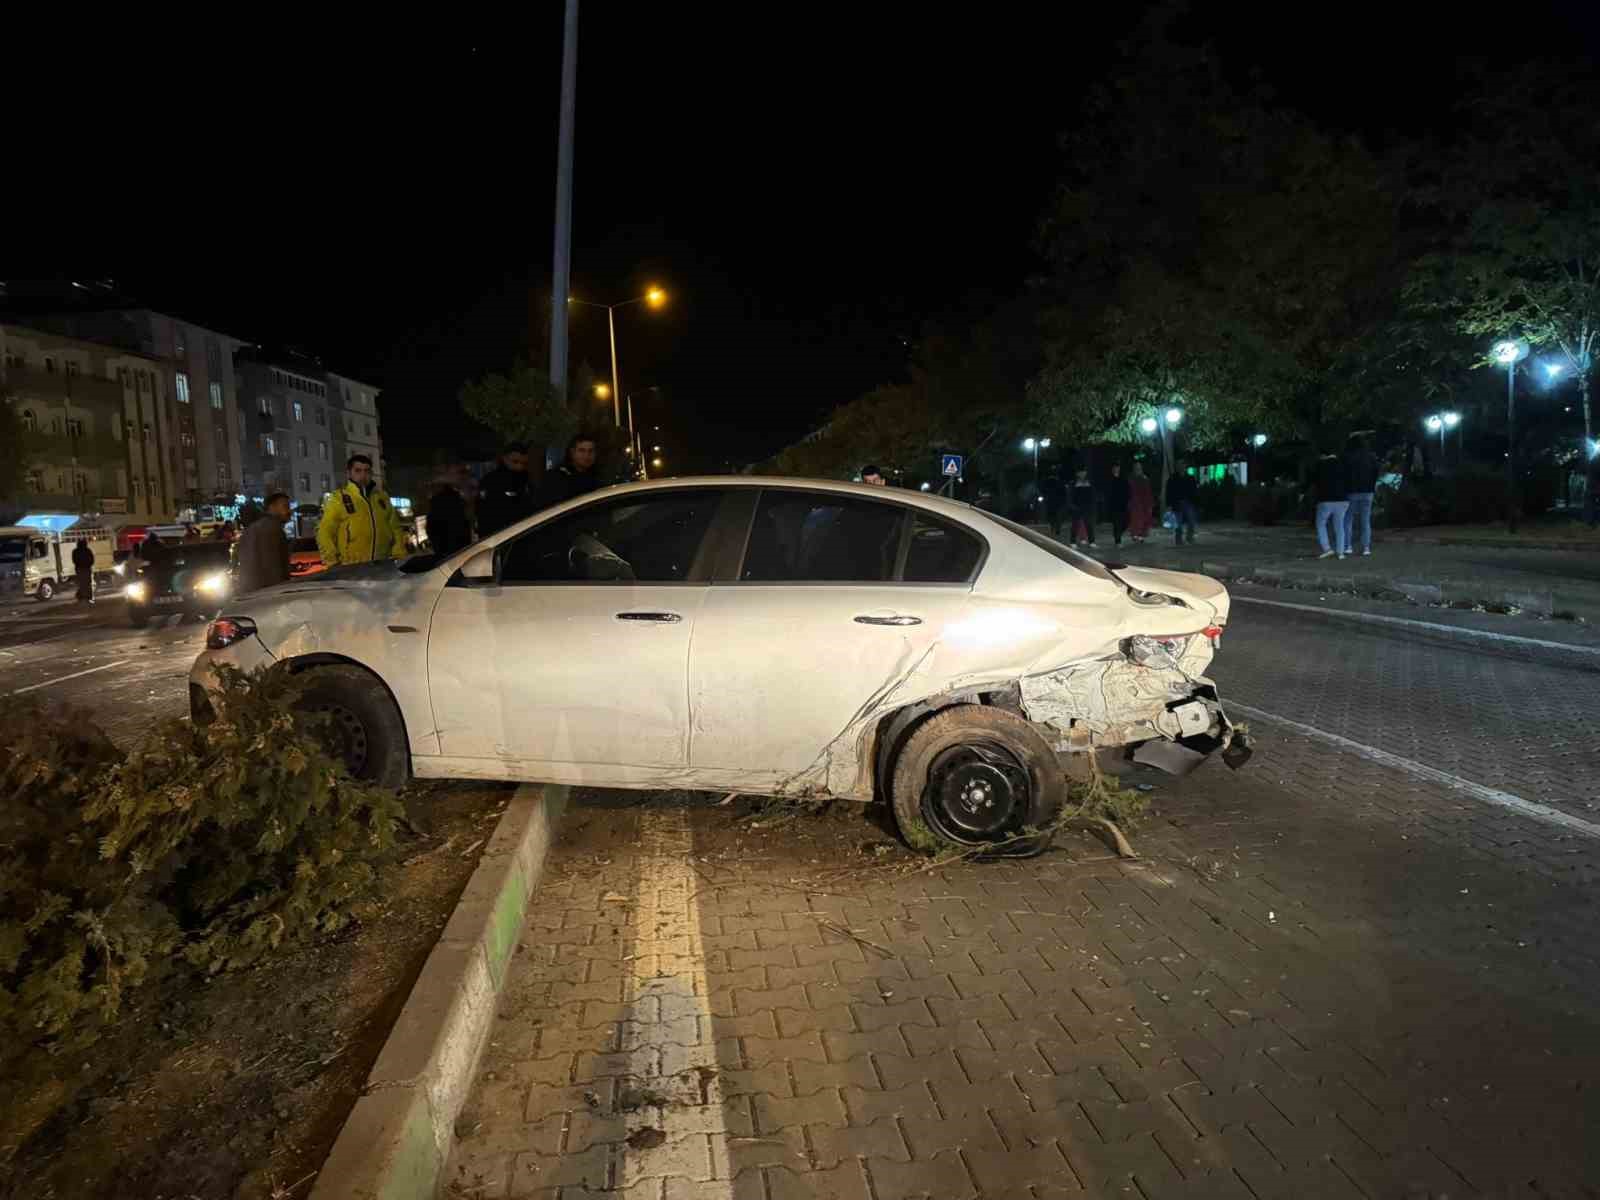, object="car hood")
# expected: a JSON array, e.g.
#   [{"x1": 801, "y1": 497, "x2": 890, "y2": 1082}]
[
  {"x1": 274, "y1": 558, "x2": 420, "y2": 592},
  {"x1": 1106, "y1": 564, "x2": 1230, "y2": 624}
]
